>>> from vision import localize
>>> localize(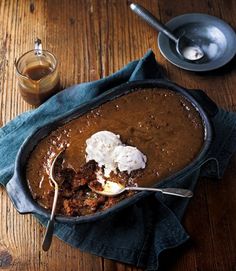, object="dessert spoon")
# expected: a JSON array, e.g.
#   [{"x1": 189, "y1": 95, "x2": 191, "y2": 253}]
[
  {"x1": 130, "y1": 2, "x2": 204, "y2": 61},
  {"x1": 89, "y1": 180, "x2": 193, "y2": 198},
  {"x1": 42, "y1": 148, "x2": 65, "y2": 251}
]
